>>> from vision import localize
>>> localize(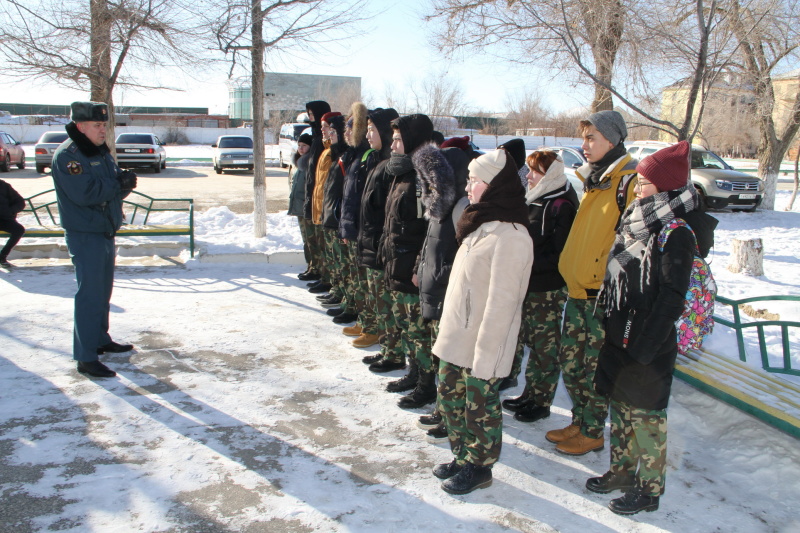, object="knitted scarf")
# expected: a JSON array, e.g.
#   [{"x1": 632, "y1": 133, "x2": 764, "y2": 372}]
[
  {"x1": 601, "y1": 184, "x2": 698, "y2": 314},
  {"x1": 386, "y1": 152, "x2": 415, "y2": 176},
  {"x1": 585, "y1": 143, "x2": 628, "y2": 190},
  {"x1": 455, "y1": 156, "x2": 528, "y2": 244}
]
